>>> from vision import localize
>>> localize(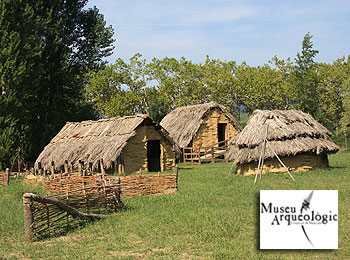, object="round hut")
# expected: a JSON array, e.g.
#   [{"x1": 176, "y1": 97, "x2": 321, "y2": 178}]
[{"x1": 226, "y1": 109, "x2": 339, "y2": 176}]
